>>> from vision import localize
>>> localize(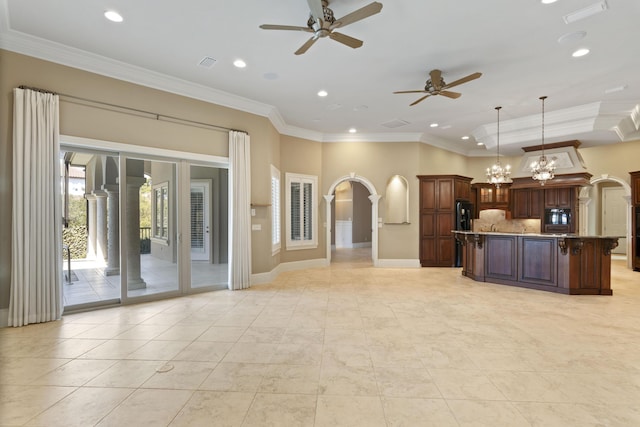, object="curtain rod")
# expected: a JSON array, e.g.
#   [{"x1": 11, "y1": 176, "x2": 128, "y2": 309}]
[{"x1": 18, "y1": 85, "x2": 247, "y2": 134}]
